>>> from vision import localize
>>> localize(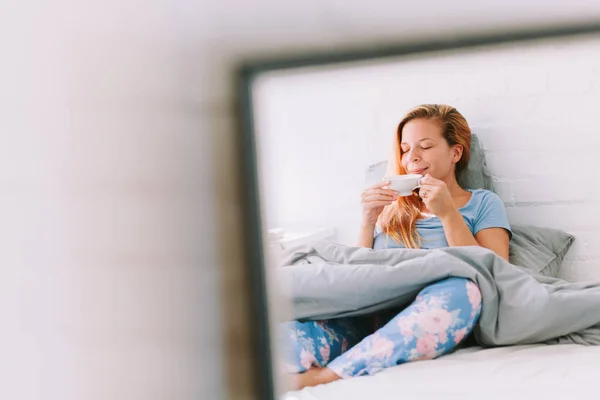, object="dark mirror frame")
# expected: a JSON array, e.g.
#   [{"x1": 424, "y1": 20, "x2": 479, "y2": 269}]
[{"x1": 235, "y1": 20, "x2": 600, "y2": 400}]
